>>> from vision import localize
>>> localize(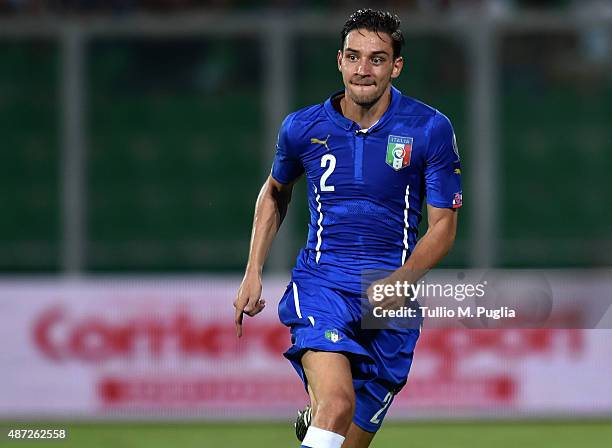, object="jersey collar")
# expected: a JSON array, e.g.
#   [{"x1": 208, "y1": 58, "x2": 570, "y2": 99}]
[{"x1": 324, "y1": 85, "x2": 402, "y2": 133}]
